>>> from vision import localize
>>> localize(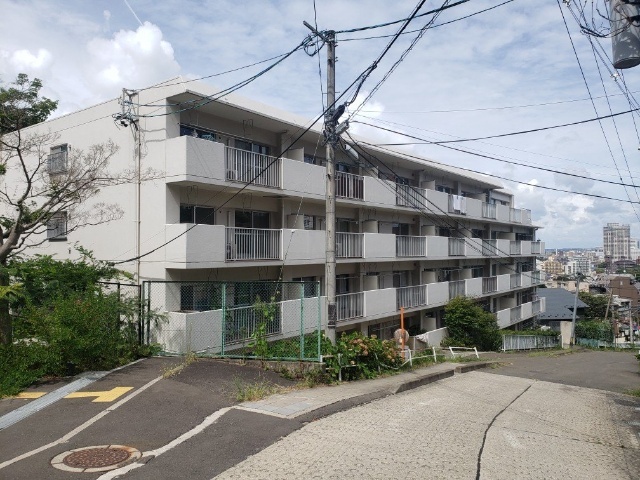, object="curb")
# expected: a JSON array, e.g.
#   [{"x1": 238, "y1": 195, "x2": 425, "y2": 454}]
[{"x1": 297, "y1": 361, "x2": 494, "y2": 423}]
